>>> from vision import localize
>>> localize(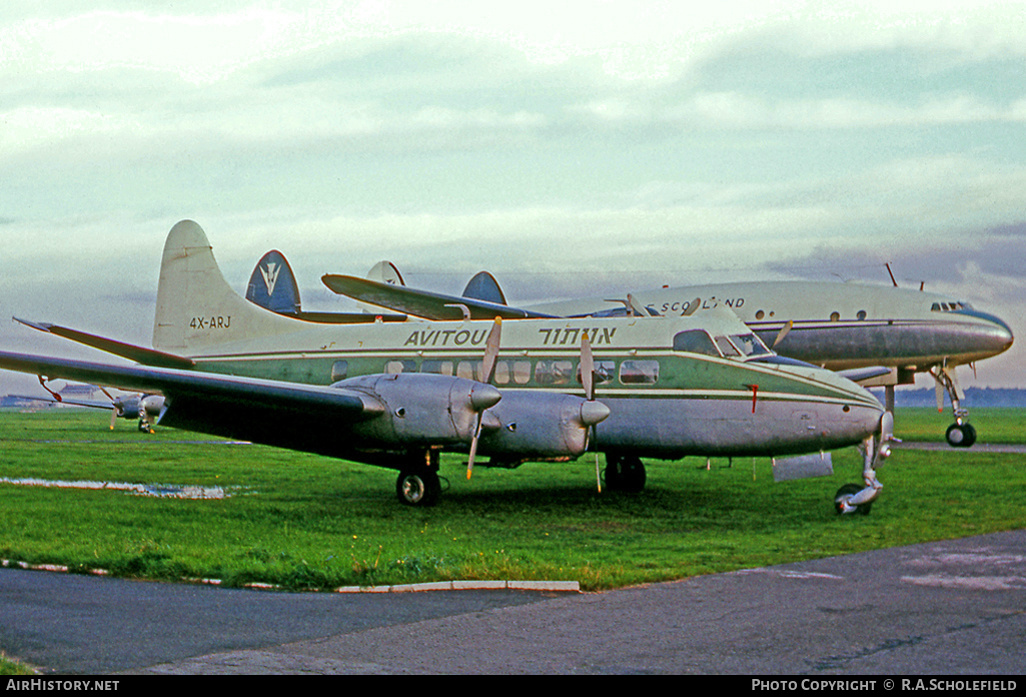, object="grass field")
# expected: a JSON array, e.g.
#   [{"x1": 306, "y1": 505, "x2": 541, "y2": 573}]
[{"x1": 1, "y1": 407, "x2": 1024, "y2": 593}]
